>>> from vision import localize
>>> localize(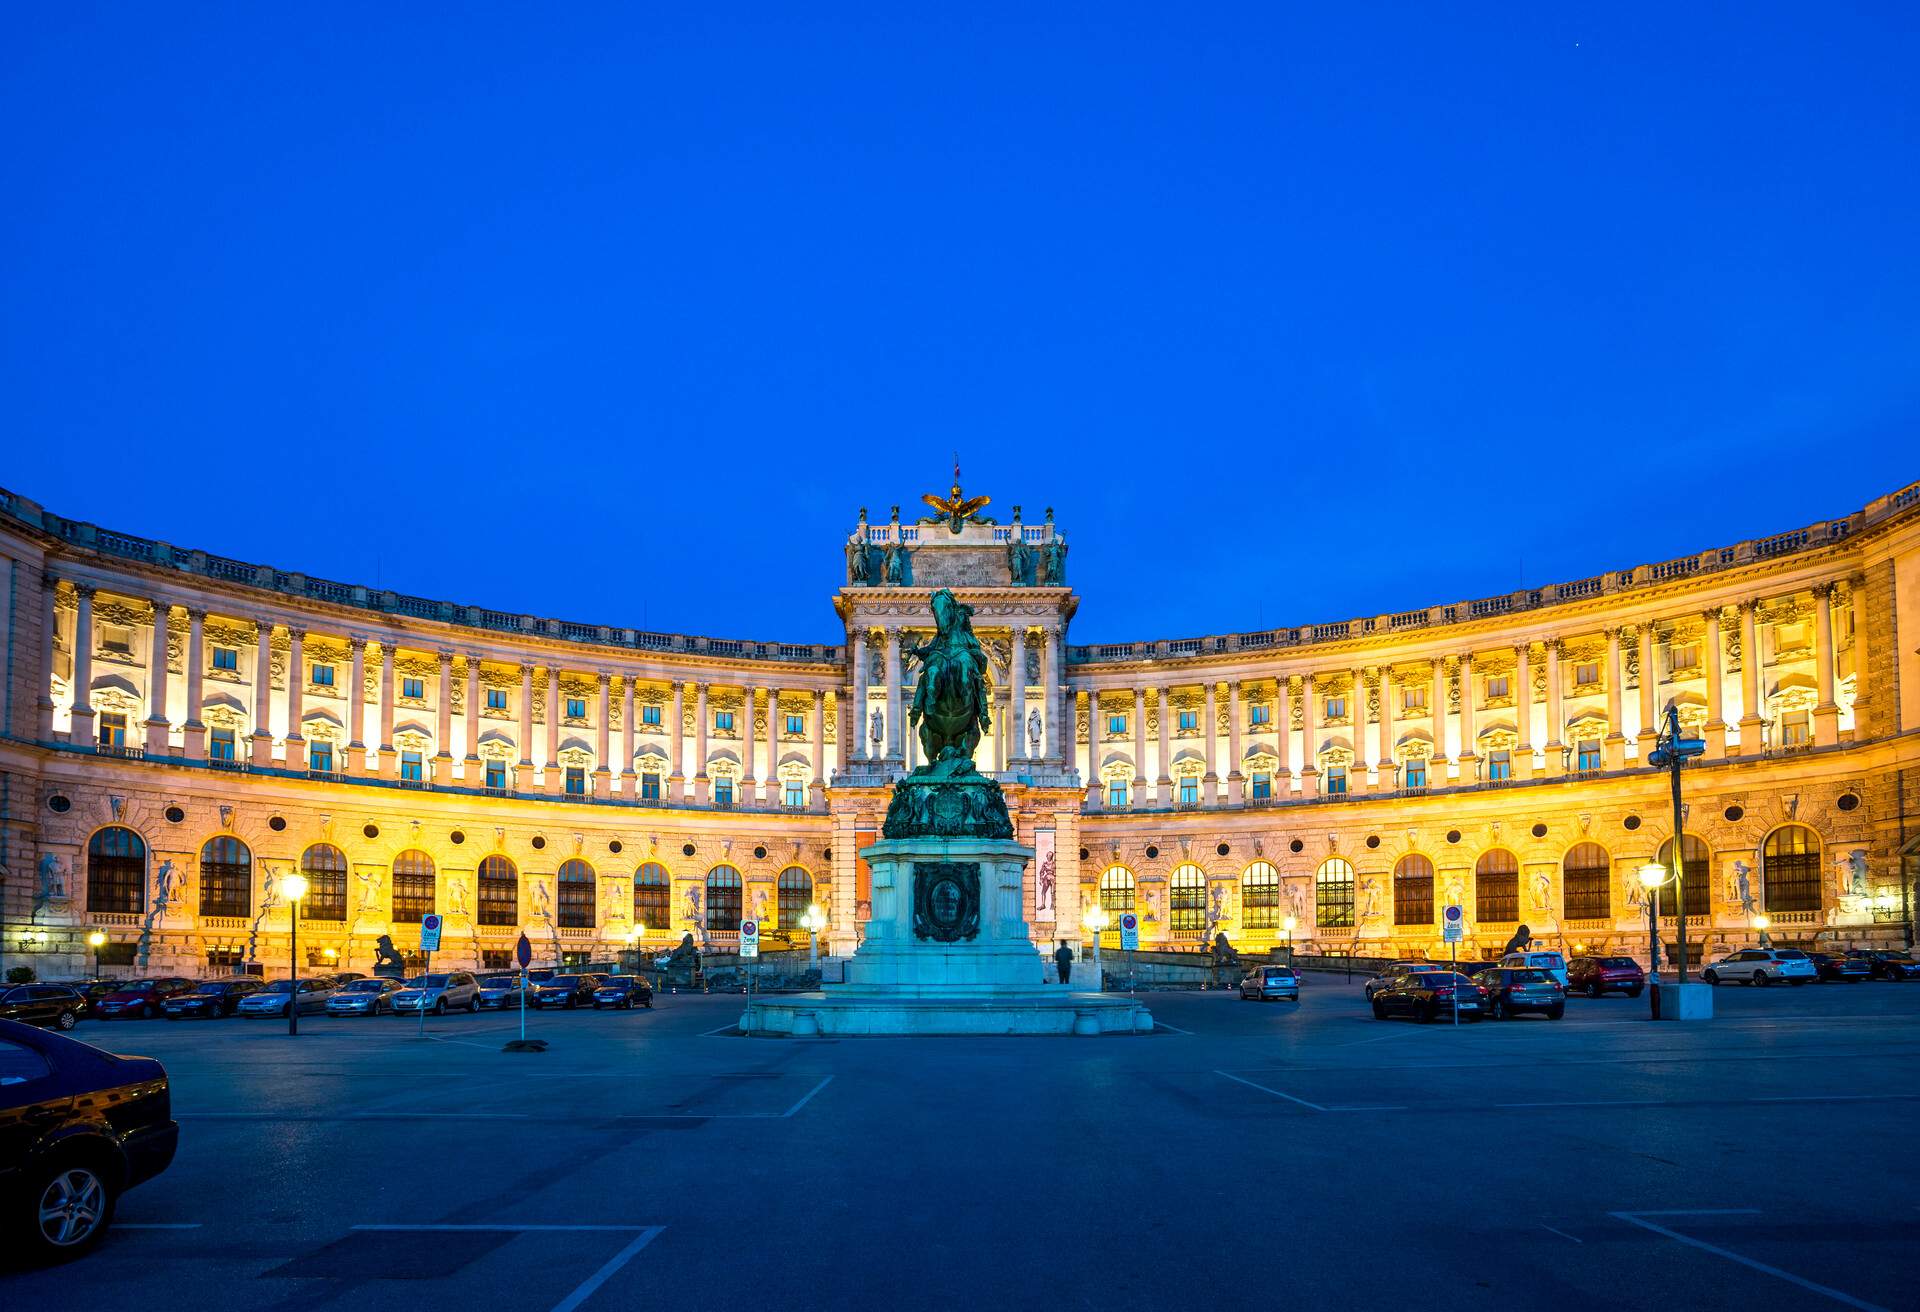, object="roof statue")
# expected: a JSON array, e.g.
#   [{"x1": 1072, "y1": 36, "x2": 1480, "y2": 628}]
[{"x1": 921, "y1": 457, "x2": 991, "y2": 533}]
